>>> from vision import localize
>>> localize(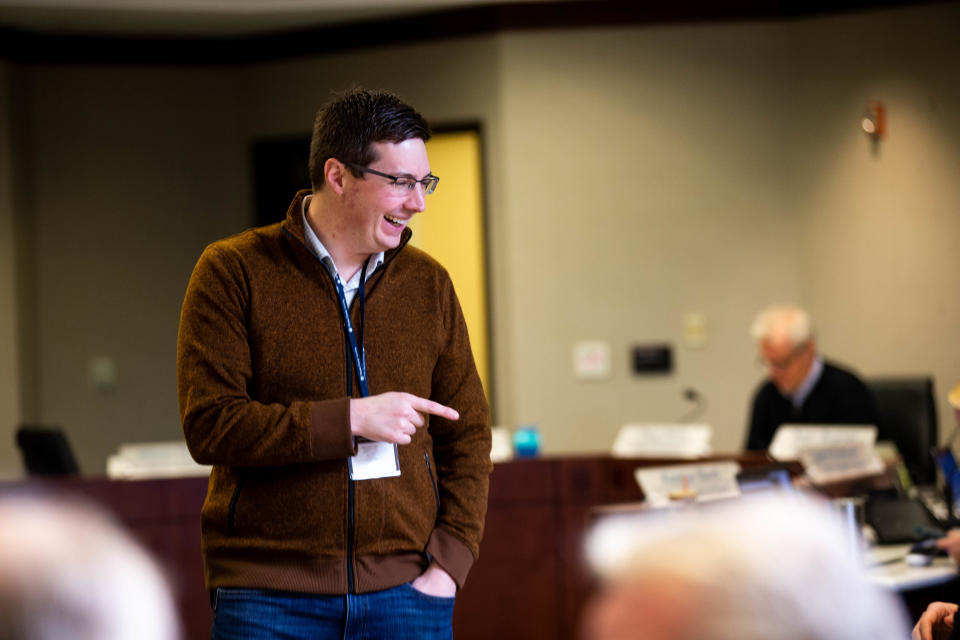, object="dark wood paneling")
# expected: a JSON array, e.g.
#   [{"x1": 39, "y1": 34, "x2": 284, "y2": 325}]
[{"x1": 0, "y1": 453, "x2": 793, "y2": 639}]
